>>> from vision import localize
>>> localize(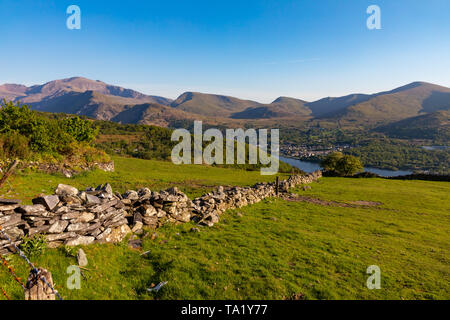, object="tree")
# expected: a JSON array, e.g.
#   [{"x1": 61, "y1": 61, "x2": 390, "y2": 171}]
[
  {"x1": 321, "y1": 152, "x2": 344, "y2": 171},
  {"x1": 321, "y1": 152, "x2": 364, "y2": 176}
]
